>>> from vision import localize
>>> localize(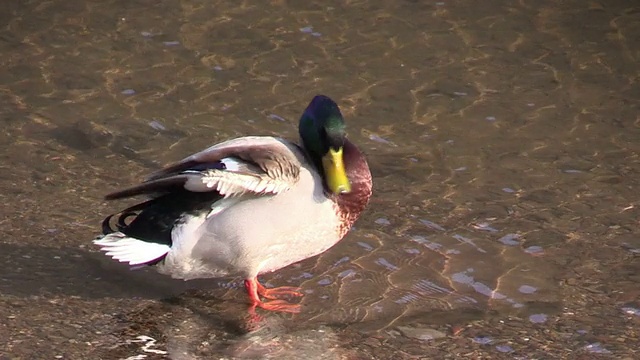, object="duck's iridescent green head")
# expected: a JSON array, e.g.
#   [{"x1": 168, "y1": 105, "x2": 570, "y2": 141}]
[{"x1": 299, "y1": 95, "x2": 352, "y2": 194}]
